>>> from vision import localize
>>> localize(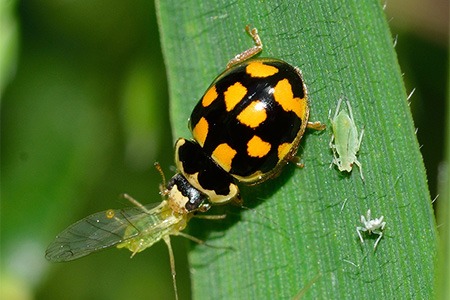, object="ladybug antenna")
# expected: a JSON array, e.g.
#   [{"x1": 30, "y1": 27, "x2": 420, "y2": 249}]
[{"x1": 154, "y1": 162, "x2": 168, "y2": 196}]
